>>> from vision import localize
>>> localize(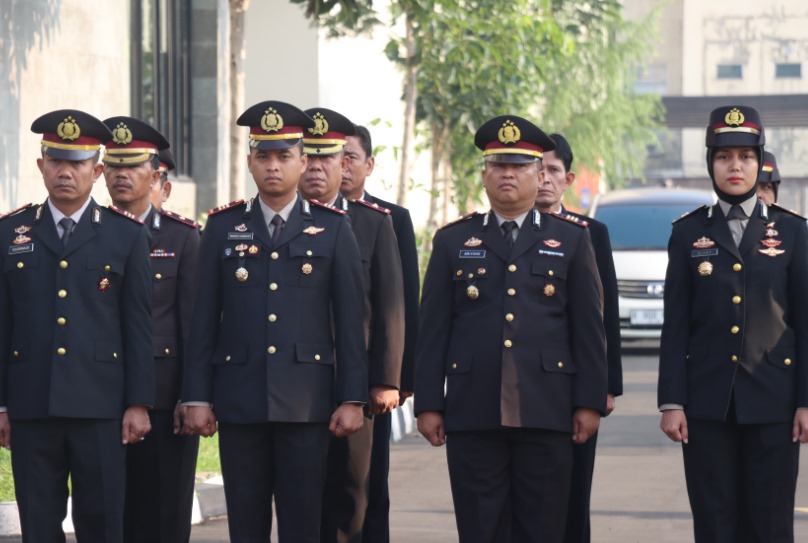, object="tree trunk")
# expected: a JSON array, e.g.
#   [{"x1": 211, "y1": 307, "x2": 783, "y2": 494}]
[
  {"x1": 397, "y1": 11, "x2": 417, "y2": 207},
  {"x1": 229, "y1": 0, "x2": 250, "y2": 201}
]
